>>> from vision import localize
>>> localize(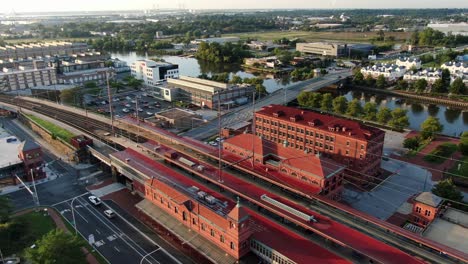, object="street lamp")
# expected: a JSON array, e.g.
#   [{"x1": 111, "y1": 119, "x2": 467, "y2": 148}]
[{"x1": 71, "y1": 197, "x2": 79, "y2": 236}]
